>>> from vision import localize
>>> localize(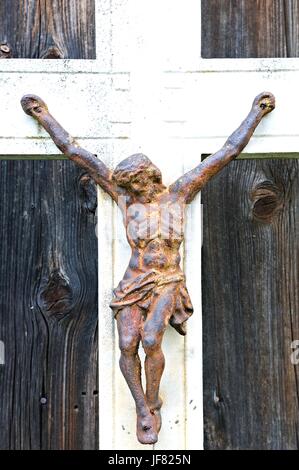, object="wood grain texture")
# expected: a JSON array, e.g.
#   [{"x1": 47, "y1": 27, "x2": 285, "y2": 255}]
[
  {"x1": 202, "y1": 0, "x2": 299, "y2": 450},
  {"x1": 202, "y1": 0, "x2": 299, "y2": 58},
  {"x1": 0, "y1": 0, "x2": 95, "y2": 58},
  {"x1": 0, "y1": 0, "x2": 98, "y2": 449},
  {"x1": 202, "y1": 0, "x2": 299, "y2": 449},
  {"x1": 0, "y1": 160, "x2": 98, "y2": 449},
  {"x1": 202, "y1": 159, "x2": 299, "y2": 449}
]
